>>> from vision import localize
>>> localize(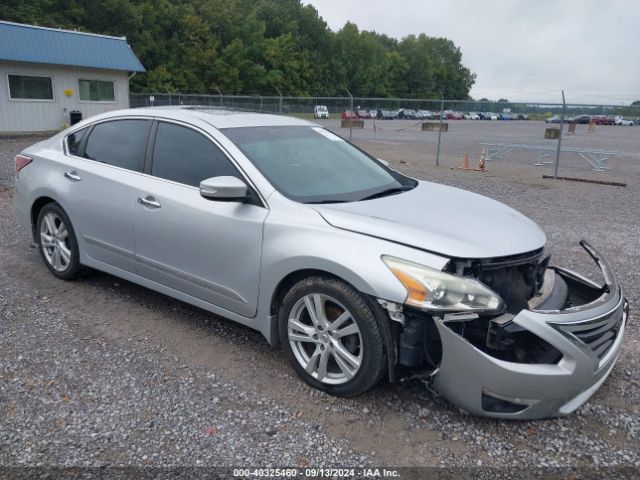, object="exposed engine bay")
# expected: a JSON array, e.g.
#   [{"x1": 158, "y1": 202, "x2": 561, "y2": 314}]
[{"x1": 394, "y1": 246, "x2": 609, "y2": 374}]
